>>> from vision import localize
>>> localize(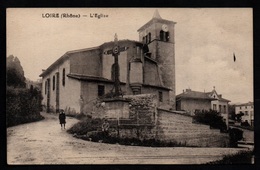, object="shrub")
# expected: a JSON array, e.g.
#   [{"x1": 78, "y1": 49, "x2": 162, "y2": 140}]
[
  {"x1": 6, "y1": 86, "x2": 43, "y2": 127},
  {"x1": 193, "y1": 109, "x2": 227, "y2": 132},
  {"x1": 67, "y1": 117, "x2": 103, "y2": 135},
  {"x1": 229, "y1": 128, "x2": 243, "y2": 147},
  {"x1": 207, "y1": 150, "x2": 253, "y2": 164}
]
